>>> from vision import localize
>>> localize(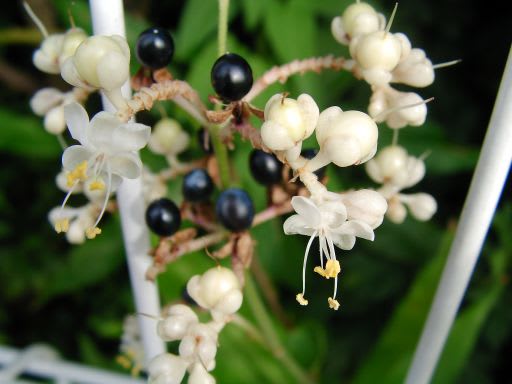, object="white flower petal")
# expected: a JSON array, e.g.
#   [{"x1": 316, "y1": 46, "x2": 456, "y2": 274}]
[
  {"x1": 331, "y1": 233, "x2": 356, "y2": 250},
  {"x1": 401, "y1": 193, "x2": 437, "y2": 221},
  {"x1": 64, "y1": 102, "x2": 89, "y2": 144},
  {"x1": 108, "y1": 152, "x2": 142, "y2": 179},
  {"x1": 62, "y1": 145, "x2": 94, "y2": 171},
  {"x1": 30, "y1": 88, "x2": 64, "y2": 116},
  {"x1": 111, "y1": 122, "x2": 151, "y2": 153},
  {"x1": 336, "y1": 220, "x2": 374, "y2": 241},
  {"x1": 60, "y1": 57, "x2": 90, "y2": 89},
  {"x1": 290, "y1": 196, "x2": 321, "y2": 226},
  {"x1": 97, "y1": 51, "x2": 130, "y2": 91},
  {"x1": 283, "y1": 215, "x2": 316, "y2": 236},
  {"x1": 260, "y1": 120, "x2": 296, "y2": 151},
  {"x1": 331, "y1": 16, "x2": 349, "y2": 45},
  {"x1": 88, "y1": 111, "x2": 120, "y2": 150}
]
